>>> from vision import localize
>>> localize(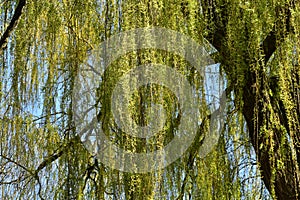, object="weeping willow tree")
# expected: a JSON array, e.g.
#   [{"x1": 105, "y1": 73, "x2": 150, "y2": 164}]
[{"x1": 0, "y1": 0, "x2": 299, "y2": 199}]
